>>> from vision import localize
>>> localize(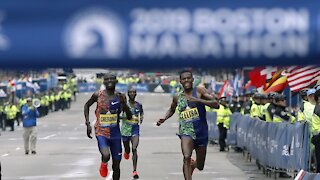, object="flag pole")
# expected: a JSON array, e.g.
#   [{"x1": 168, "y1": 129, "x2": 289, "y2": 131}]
[{"x1": 289, "y1": 89, "x2": 292, "y2": 109}]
